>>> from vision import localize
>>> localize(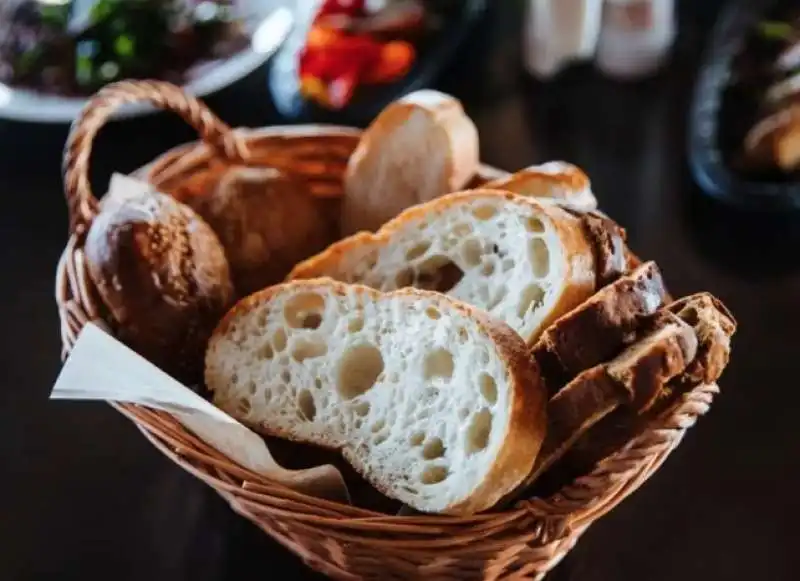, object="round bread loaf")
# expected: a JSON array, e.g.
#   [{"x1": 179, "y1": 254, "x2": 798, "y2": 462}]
[
  {"x1": 186, "y1": 166, "x2": 334, "y2": 295},
  {"x1": 84, "y1": 186, "x2": 234, "y2": 384}
]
